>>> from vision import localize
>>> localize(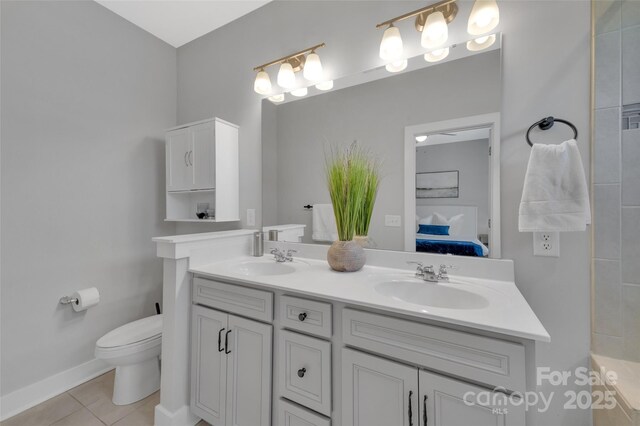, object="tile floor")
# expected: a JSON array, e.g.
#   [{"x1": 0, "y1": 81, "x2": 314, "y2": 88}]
[{"x1": 1, "y1": 370, "x2": 209, "y2": 426}]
